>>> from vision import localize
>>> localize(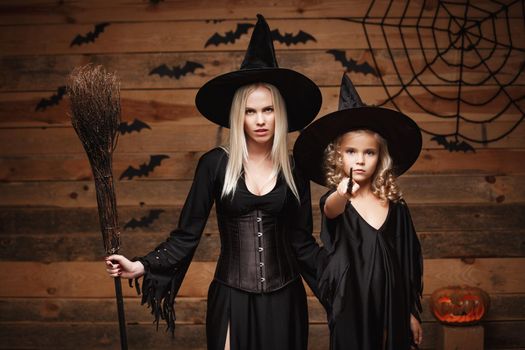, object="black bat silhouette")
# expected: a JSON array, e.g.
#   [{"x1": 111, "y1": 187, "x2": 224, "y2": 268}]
[
  {"x1": 118, "y1": 119, "x2": 151, "y2": 135},
  {"x1": 205, "y1": 23, "x2": 254, "y2": 47},
  {"x1": 271, "y1": 29, "x2": 316, "y2": 46},
  {"x1": 70, "y1": 22, "x2": 110, "y2": 47},
  {"x1": 124, "y1": 209, "x2": 165, "y2": 229},
  {"x1": 35, "y1": 86, "x2": 66, "y2": 111},
  {"x1": 326, "y1": 49, "x2": 381, "y2": 77},
  {"x1": 431, "y1": 136, "x2": 475, "y2": 153},
  {"x1": 149, "y1": 61, "x2": 204, "y2": 79},
  {"x1": 119, "y1": 154, "x2": 170, "y2": 180}
]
